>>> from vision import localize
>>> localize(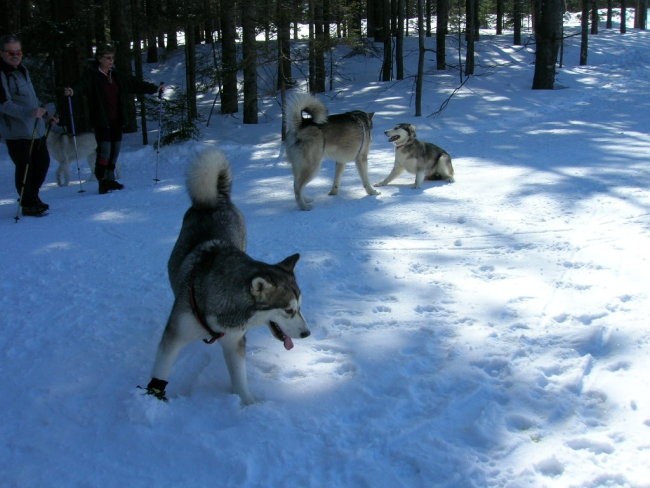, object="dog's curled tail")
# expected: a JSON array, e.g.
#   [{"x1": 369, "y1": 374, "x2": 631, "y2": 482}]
[
  {"x1": 186, "y1": 148, "x2": 233, "y2": 209},
  {"x1": 286, "y1": 93, "x2": 328, "y2": 132}
]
